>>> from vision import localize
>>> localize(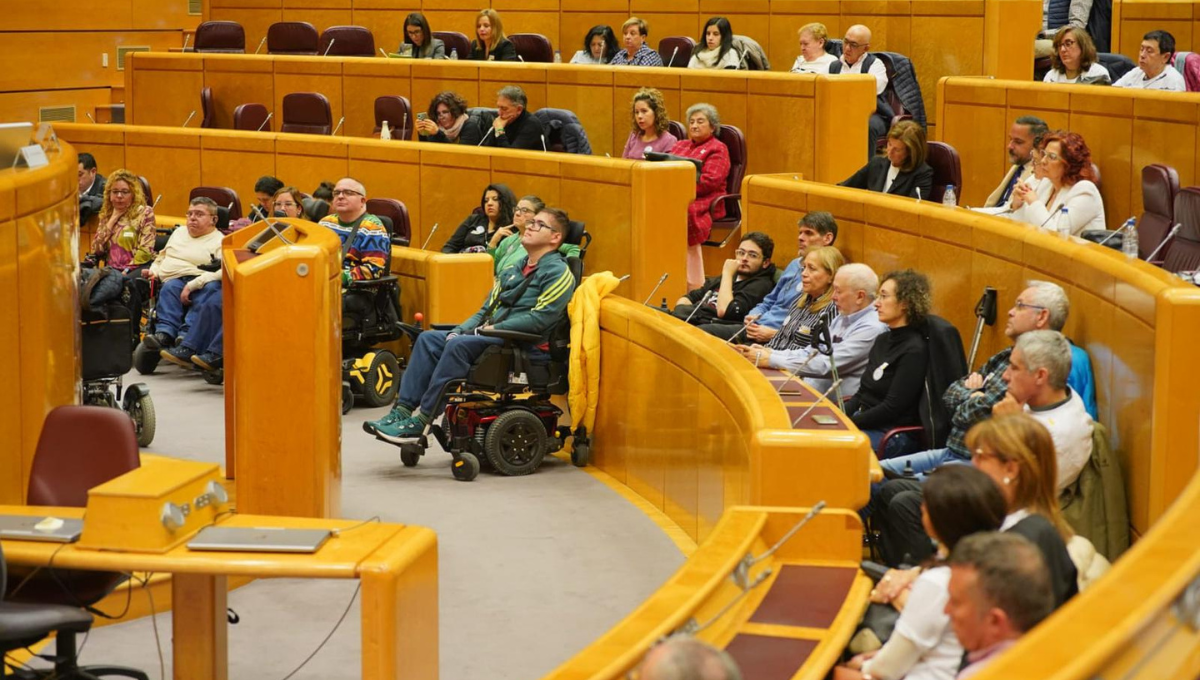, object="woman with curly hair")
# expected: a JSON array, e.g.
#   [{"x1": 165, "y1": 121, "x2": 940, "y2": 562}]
[
  {"x1": 91, "y1": 169, "x2": 155, "y2": 273},
  {"x1": 416, "y1": 91, "x2": 481, "y2": 145},
  {"x1": 847, "y1": 269, "x2": 932, "y2": 457},
  {"x1": 1042, "y1": 26, "x2": 1110, "y2": 84},
  {"x1": 441, "y1": 184, "x2": 517, "y2": 253},
  {"x1": 621, "y1": 88, "x2": 678, "y2": 159},
  {"x1": 1010, "y1": 131, "x2": 1106, "y2": 234}
]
